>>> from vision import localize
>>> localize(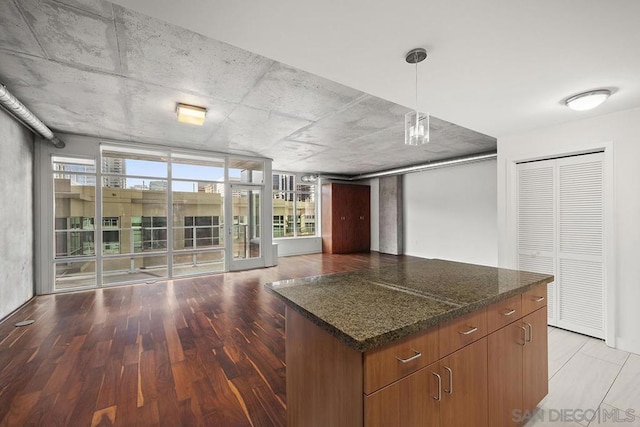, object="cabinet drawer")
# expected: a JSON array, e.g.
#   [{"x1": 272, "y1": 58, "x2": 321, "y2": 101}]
[
  {"x1": 439, "y1": 307, "x2": 487, "y2": 358},
  {"x1": 364, "y1": 326, "x2": 438, "y2": 394},
  {"x1": 522, "y1": 283, "x2": 548, "y2": 315},
  {"x1": 487, "y1": 294, "x2": 522, "y2": 333}
]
